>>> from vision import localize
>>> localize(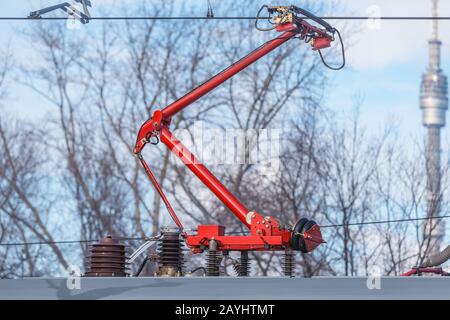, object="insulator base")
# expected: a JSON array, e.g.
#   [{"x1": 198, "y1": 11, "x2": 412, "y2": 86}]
[
  {"x1": 283, "y1": 250, "x2": 295, "y2": 277},
  {"x1": 85, "y1": 236, "x2": 129, "y2": 277},
  {"x1": 156, "y1": 226, "x2": 184, "y2": 277},
  {"x1": 233, "y1": 251, "x2": 250, "y2": 277},
  {"x1": 206, "y1": 250, "x2": 221, "y2": 276}
]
